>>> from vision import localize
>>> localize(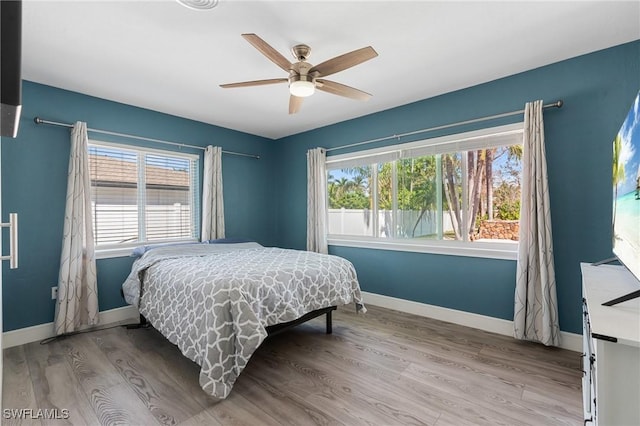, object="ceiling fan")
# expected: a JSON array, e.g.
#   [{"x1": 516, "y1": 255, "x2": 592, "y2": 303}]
[{"x1": 220, "y1": 34, "x2": 378, "y2": 114}]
